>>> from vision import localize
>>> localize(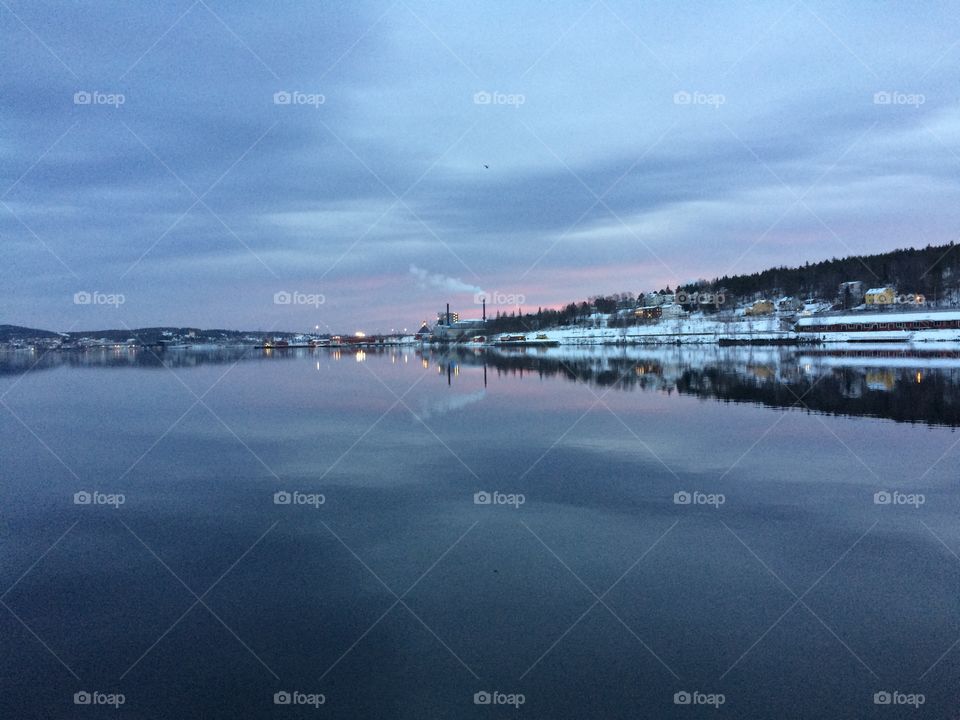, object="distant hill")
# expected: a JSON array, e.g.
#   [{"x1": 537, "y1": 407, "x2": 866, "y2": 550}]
[
  {"x1": 0, "y1": 325, "x2": 64, "y2": 342},
  {"x1": 0, "y1": 326, "x2": 302, "y2": 344},
  {"x1": 681, "y1": 242, "x2": 960, "y2": 304},
  {"x1": 482, "y1": 242, "x2": 960, "y2": 334}
]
